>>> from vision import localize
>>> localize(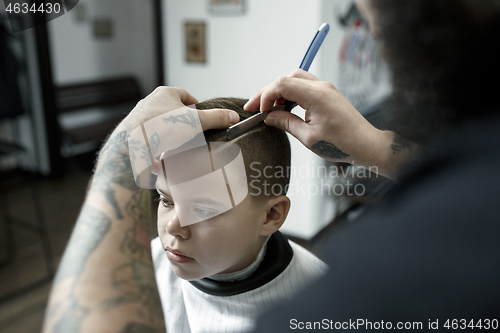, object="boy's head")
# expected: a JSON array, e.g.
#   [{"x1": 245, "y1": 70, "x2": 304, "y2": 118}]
[
  {"x1": 156, "y1": 97, "x2": 292, "y2": 280},
  {"x1": 199, "y1": 97, "x2": 292, "y2": 203}
]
